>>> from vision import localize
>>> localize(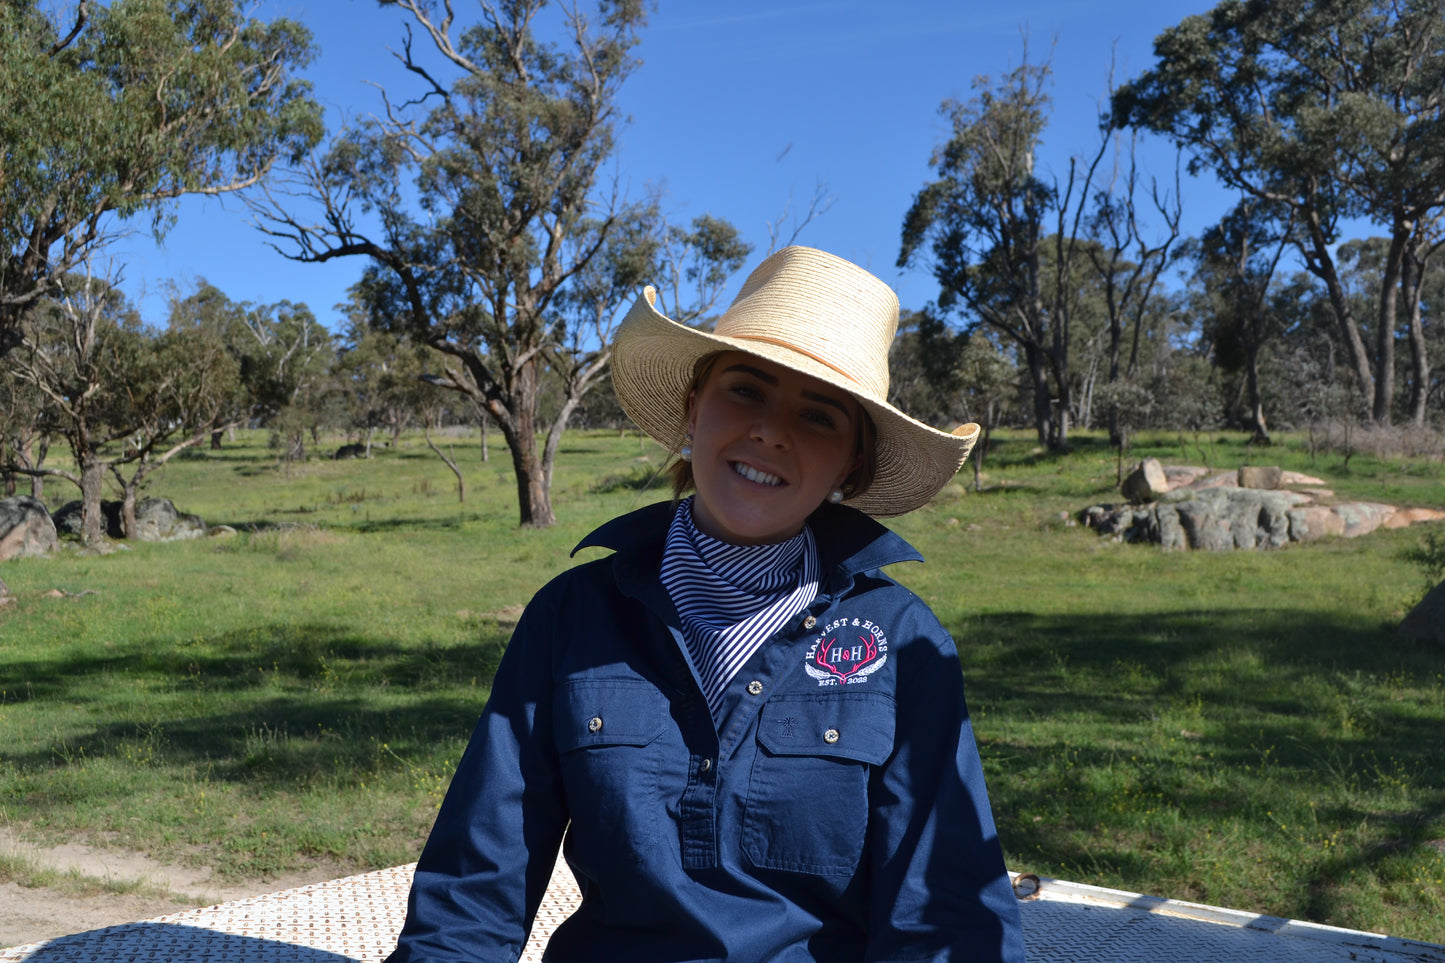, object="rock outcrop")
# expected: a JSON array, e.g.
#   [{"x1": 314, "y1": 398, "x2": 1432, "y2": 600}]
[
  {"x1": 1121, "y1": 458, "x2": 1169, "y2": 504},
  {"x1": 131, "y1": 497, "x2": 207, "y2": 541},
  {"x1": 0, "y1": 496, "x2": 59, "y2": 561},
  {"x1": 1237, "y1": 465, "x2": 1283, "y2": 490},
  {"x1": 1083, "y1": 463, "x2": 1445, "y2": 550},
  {"x1": 51, "y1": 497, "x2": 207, "y2": 542}
]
